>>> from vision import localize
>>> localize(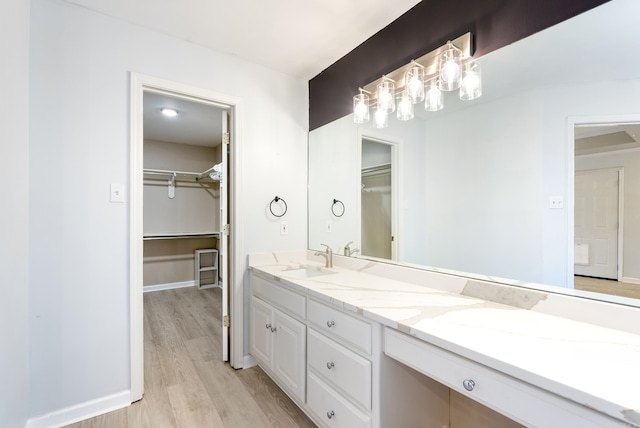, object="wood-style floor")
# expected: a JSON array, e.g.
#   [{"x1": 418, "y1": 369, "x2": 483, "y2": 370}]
[
  {"x1": 574, "y1": 276, "x2": 640, "y2": 300},
  {"x1": 66, "y1": 287, "x2": 315, "y2": 428}
]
